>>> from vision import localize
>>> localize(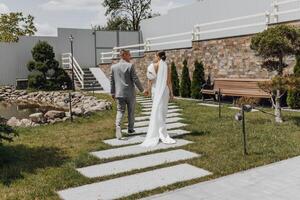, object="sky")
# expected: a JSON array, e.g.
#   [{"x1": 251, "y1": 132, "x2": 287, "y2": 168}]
[{"x1": 0, "y1": 0, "x2": 195, "y2": 36}]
